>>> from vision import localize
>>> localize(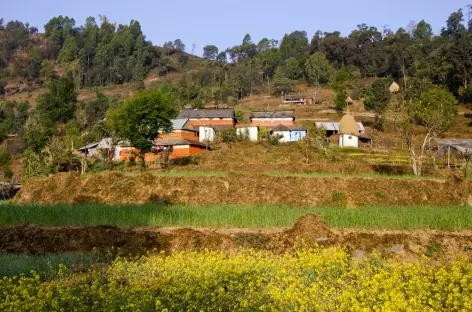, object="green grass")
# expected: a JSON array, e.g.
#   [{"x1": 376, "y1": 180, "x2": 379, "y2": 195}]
[
  {"x1": 0, "y1": 251, "x2": 109, "y2": 278},
  {"x1": 1, "y1": 204, "x2": 471, "y2": 231},
  {"x1": 265, "y1": 171, "x2": 439, "y2": 180}
]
